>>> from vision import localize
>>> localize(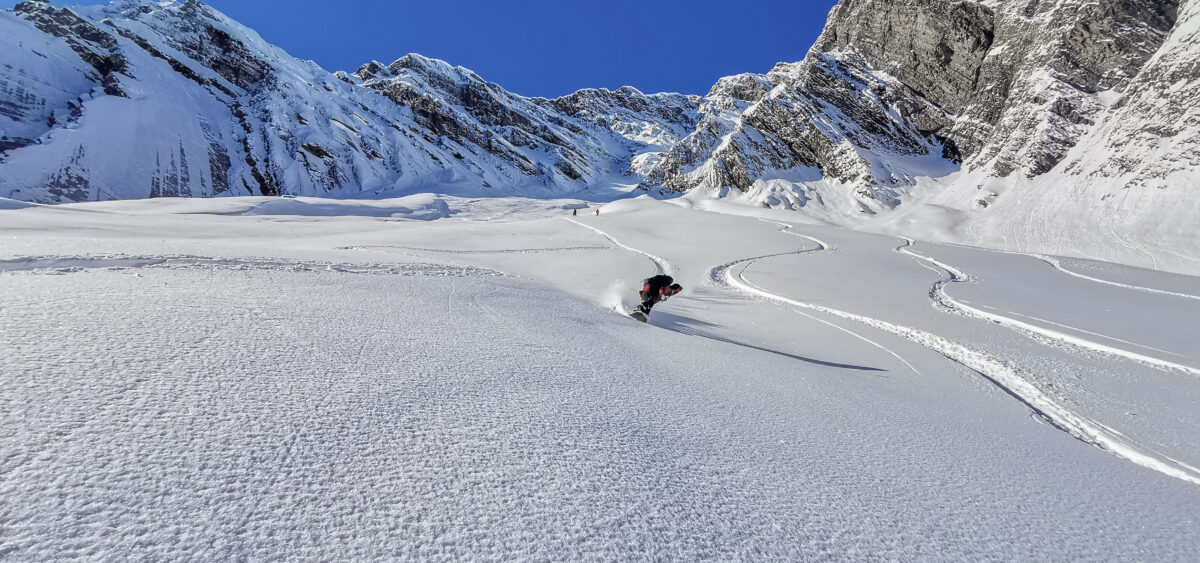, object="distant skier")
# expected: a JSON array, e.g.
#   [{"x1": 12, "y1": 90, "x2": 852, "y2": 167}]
[
  {"x1": 573, "y1": 208, "x2": 578, "y2": 216},
  {"x1": 629, "y1": 274, "x2": 682, "y2": 322}
]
